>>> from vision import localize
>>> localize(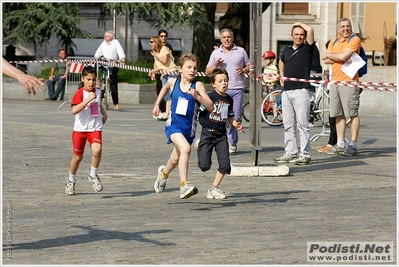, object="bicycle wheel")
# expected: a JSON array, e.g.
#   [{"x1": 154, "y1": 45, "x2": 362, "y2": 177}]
[
  {"x1": 262, "y1": 89, "x2": 283, "y2": 126},
  {"x1": 242, "y1": 102, "x2": 250, "y2": 122},
  {"x1": 104, "y1": 79, "x2": 110, "y2": 110}
]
